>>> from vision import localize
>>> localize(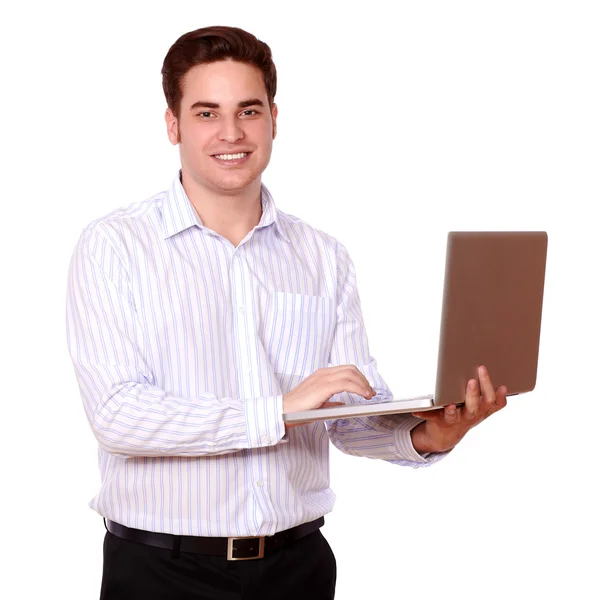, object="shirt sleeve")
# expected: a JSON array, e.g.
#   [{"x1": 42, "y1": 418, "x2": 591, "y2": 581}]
[
  {"x1": 325, "y1": 241, "x2": 449, "y2": 468},
  {"x1": 66, "y1": 226, "x2": 286, "y2": 458}
]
